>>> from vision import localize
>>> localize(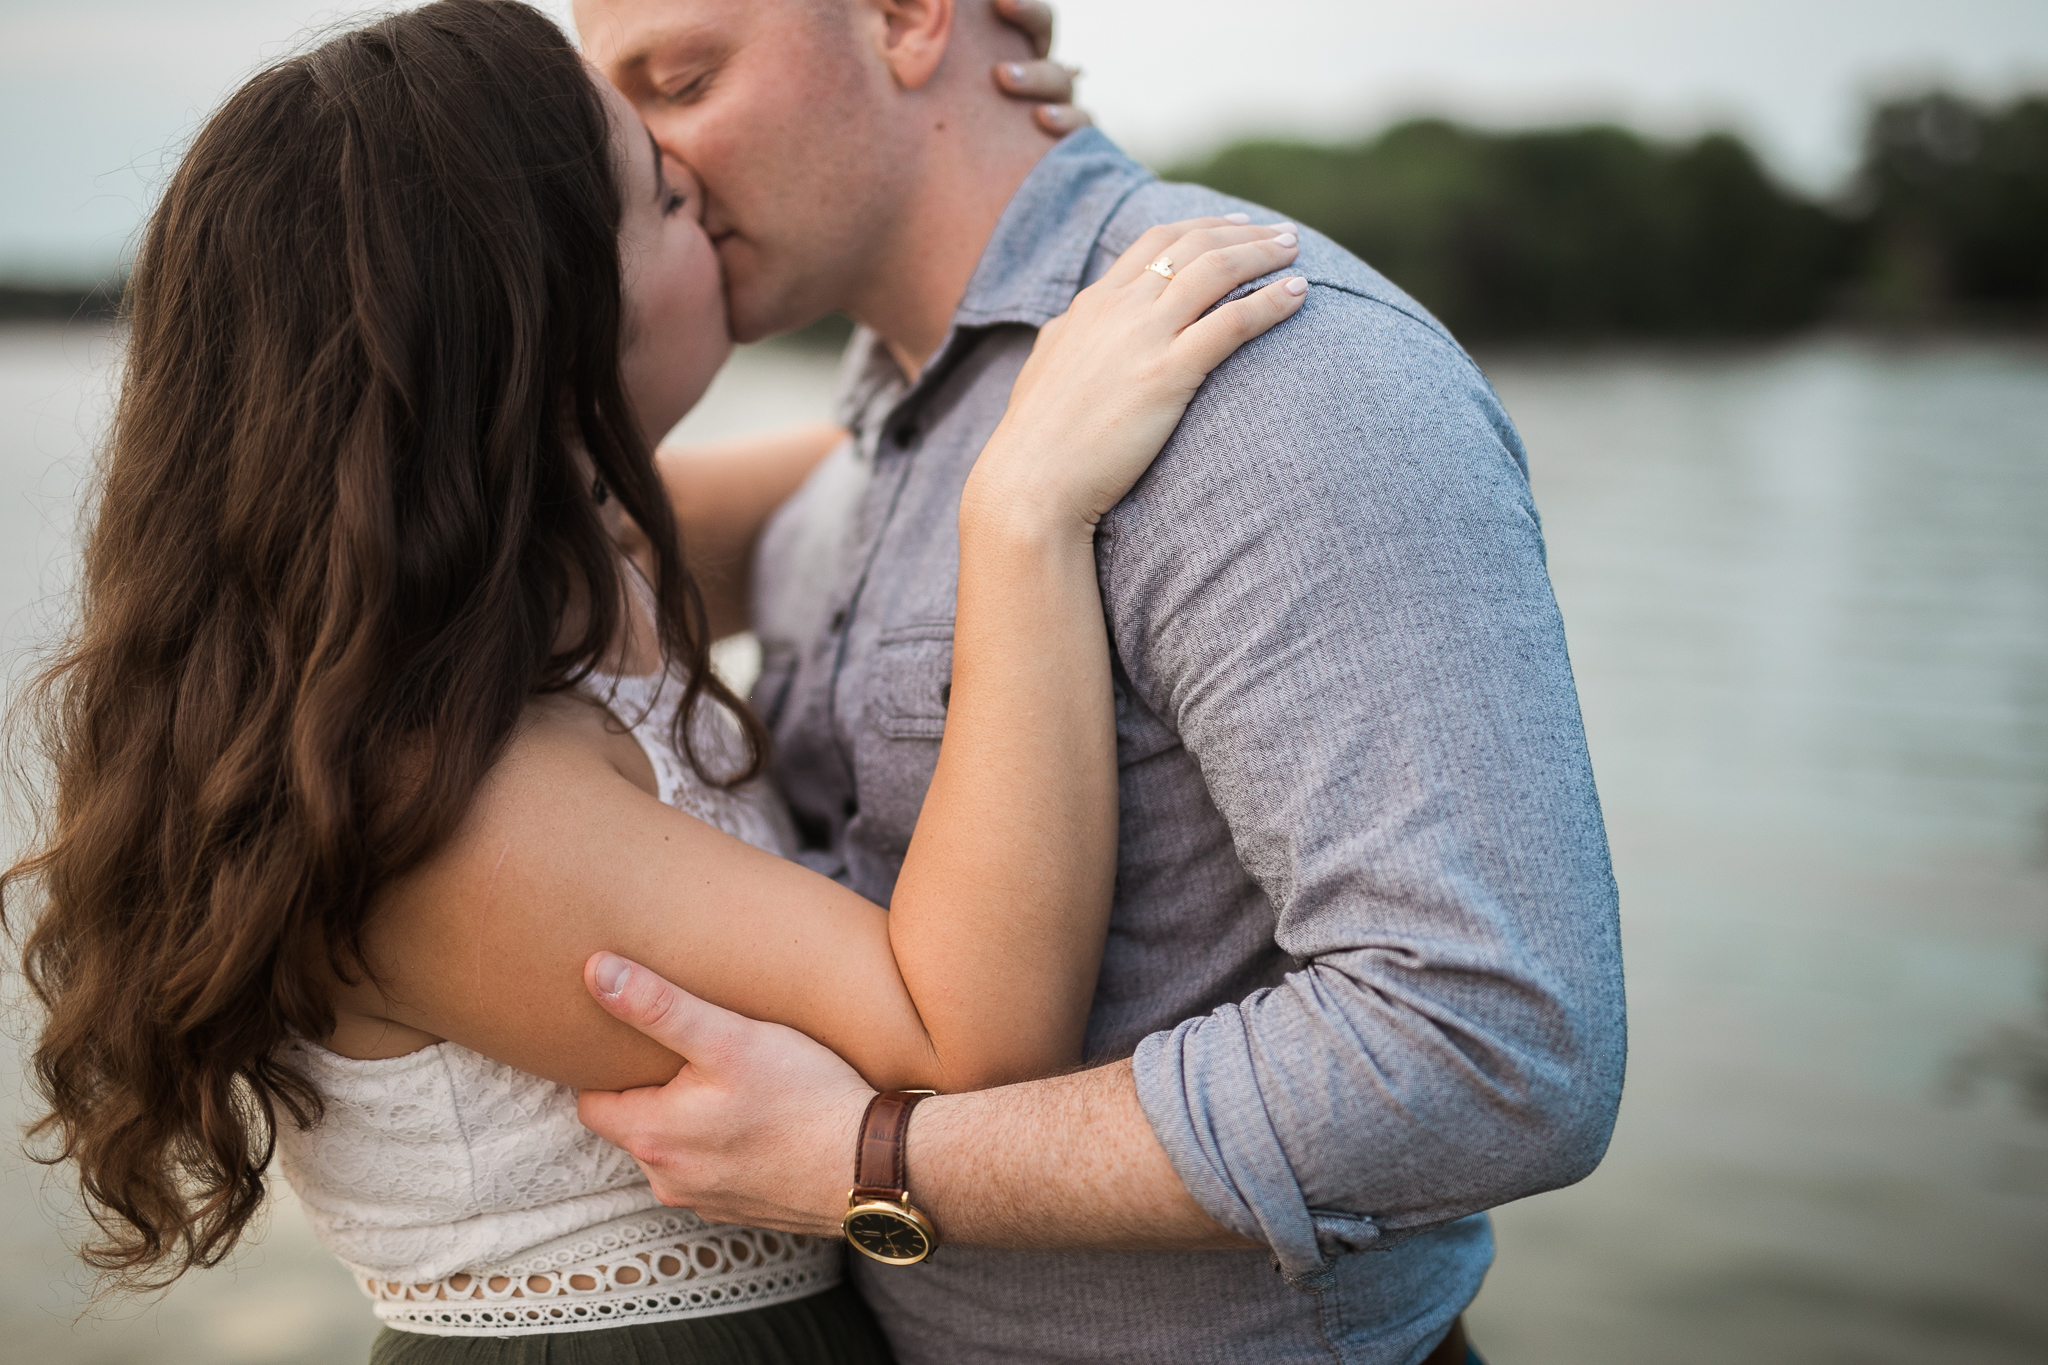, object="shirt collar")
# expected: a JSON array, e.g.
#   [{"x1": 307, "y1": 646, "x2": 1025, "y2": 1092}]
[
  {"x1": 952, "y1": 127, "x2": 1154, "y2": 330},
  {"x1": 833, "y1": 128, "x2": 1153, "y2": 436}
]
